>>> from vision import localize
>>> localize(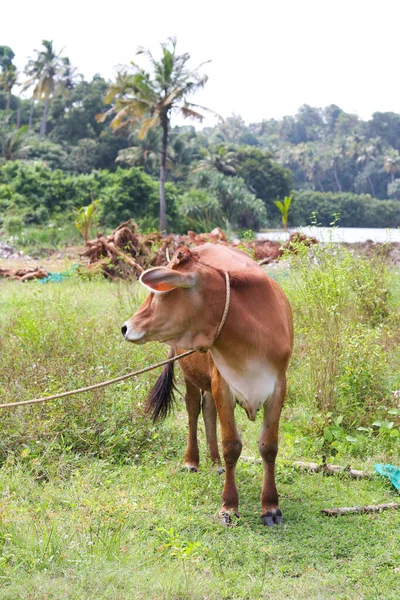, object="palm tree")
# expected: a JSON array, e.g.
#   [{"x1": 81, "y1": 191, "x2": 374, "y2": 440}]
[
  {"x1": 291, "y1": 142, "x2": 326, "y2": 191},
  {"x1": 193, "y1": 145, "x2": 237, "y2": 176},
  {"x1": 383, "y1": 148, "x2": 400, "y2": 183},
  {"x1": 97, "y1": 37, "x2": 215, "y2": 233},
  {"x1": 0, "y1": 126, "x2": 31, "y2": 162},
  {"x1": 23, "y1": 40, "x2": 74, "y2": 138},
  {"x1": 347, "y1": 136, "x2": 381, "y2": 196},
  {"x1": 116, "y1": 127, "x2": 174, "y2": 173},
  {"x1": 325, "y1": 140, "x2": 344, "y2": 192},
  {"x1": 0, "y1": 46, "x2": 17, "y2": 122}
]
